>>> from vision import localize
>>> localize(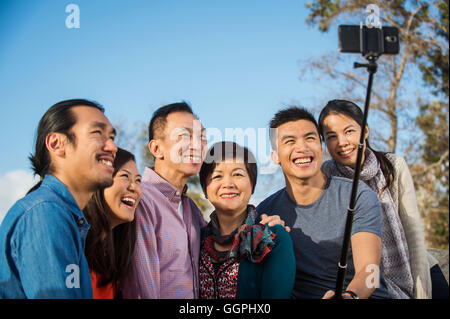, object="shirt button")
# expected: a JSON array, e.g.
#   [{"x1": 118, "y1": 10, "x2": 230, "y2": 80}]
[{"x1": 78, "y1": 218, "x2": 85, "y2": 226}]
